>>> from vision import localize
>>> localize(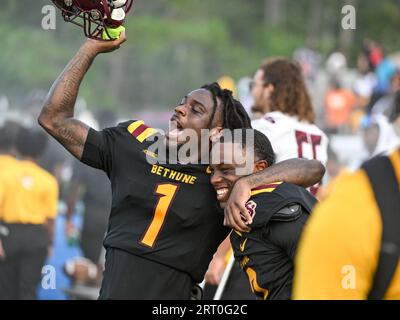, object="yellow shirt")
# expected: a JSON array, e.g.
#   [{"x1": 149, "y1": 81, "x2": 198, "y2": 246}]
[
  {"x1": 0, "y1": 155, "x2": 17, "y2": 168},
  {"x1": 0, "y1": 155, "x2": 18, "y2": 216},
  {"x1": 294, "y1": 149, "x2": 400, "y2": 300},
  {"x1": 0, "y1": 160, "x2": 59, "y2": 224}
]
